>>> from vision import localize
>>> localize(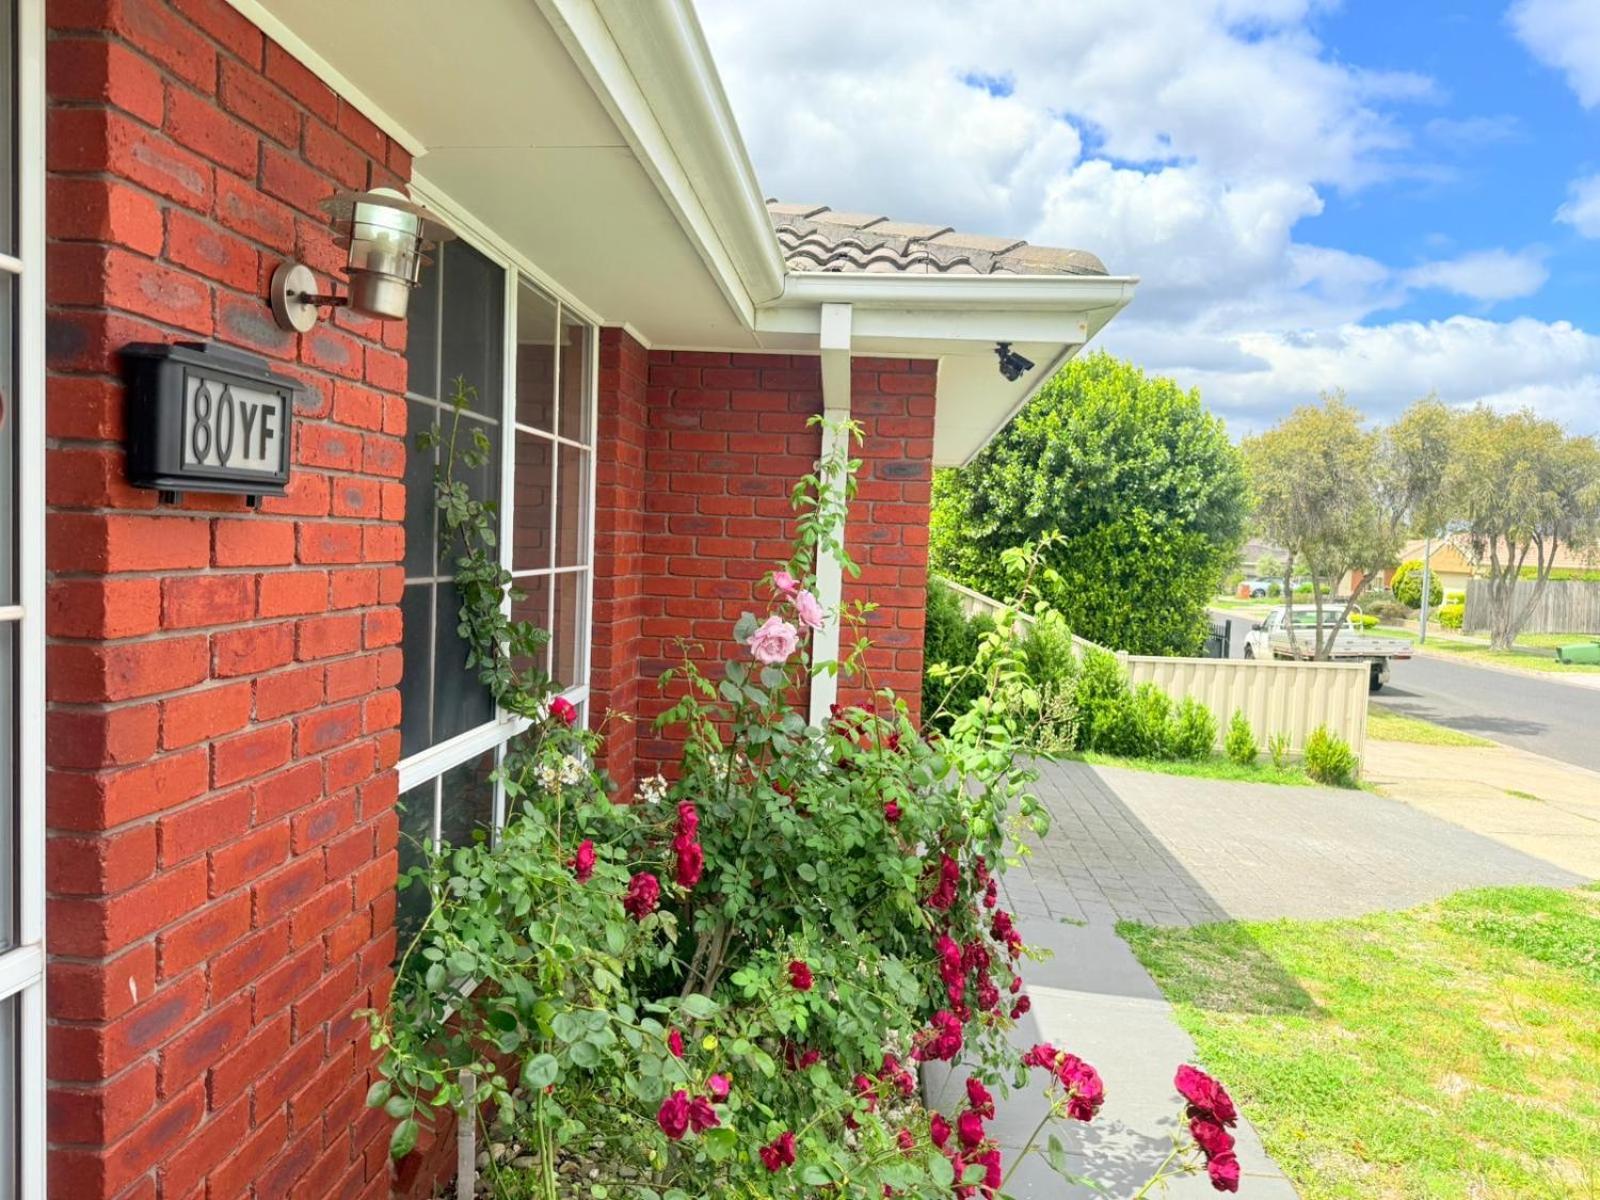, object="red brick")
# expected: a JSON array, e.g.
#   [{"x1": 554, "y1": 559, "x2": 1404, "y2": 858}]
[
  {"x1": 217, "y1": 55, "x2": 298, "y2": 143},
  {"x1": 47, "y1": 825, "x2": 158, "y2": 896},
  {"x1": 213, "y1": 518, "x2": 295, "y2": 566},
  {"x1": 208, "y1": 822, "x2": 290, "y2": 900},
  {"x1": 361, "y1": 432, "x2": 406, "y2": 478},
  {"x1": 254, "y1": 759, "x2": 323, "y2": 821},
  {"x1": 213, "y1": 167, "x2": 295, "y2": 252},
  {"x1": 47, "y1": 858, "x2": 207, "y2": 958},
  {"x1": 47, "y1": 578, "x2": 160, "y2": 640},
  {"x1": 161, "y1": 572, "x2": 254, "y2": 629},
  {"x1": 47, "y1": 1059, "x2": 157, "y2": 1146},
  {"x1": 47, "y1": 37, "x2": 164, "y2": 126},
  {"x1": 49, "y1": 513, "x2": 210, "y2": 574},
  {"x1": 252, "y1": 855, "x2": 324, "y2": 928},
  {"x1": 297, "y1": 423, "x2": 363, "y2": 471},
  {"x1": 328, "y1": 568, "x2": 379, "y2": 610},
  {"x1": 156, "y1": 891, "x2": 251, "y2": 980},
  {"x1": 109, "y1": 0, "x2": 219, "y2": 91},
  {"x1": 48, "y1": 944, "x2": 157, "y2": 1023},
  {"x1": 290, "y1": 790, "x2": 358, "y2": 856},
  {"x1": 298, "y1": 522, "x2": 362, "y2": 564},
  {"x1": 54, "y1": 1082, "x2": 206, "y2": 1197},
  {"x1": 335, "y1": 101, "x2": 387, "y2": 162},
  {"x1": 171, "y1": 0, "x2": 264, "y2": 65},
  {"x1": 261, "y1": 141, "x2": 334, "y2": 215},
  {"x1": 296, "y1": 701, "x2": 361, "y2": 756},
  {"x1": 47, "y1": 746, "x2": 210, "y2": 832},
  {"x1": 166, "y1": 82, "x2": 263, "y2": 176},
  {"x1": 48, "y1": 636, "x2": 210, "y2": 704},
  {"x1": 45, "y1": 375, "x2": 127, "y2": 440},
  {"x1": 331, "y1": 382, "x2": 383, "y2": 430},
  {"x1": 157, "y1": 1095, "x2": 250, "y2": 1198},
  {"x1": 252, "y1": 940, "x2": 324, "y2": 1024},
  {"x1": 211, "y1": 721, "x2": 293, "y2": 786},
  {"x1": 158, "y1": 993, "x2": 253, "y2": 1097},
  {"x1": 362, "y1": 690, "x2": 400, "y2": 735},
  {"x1": 165, "y1": 207, "x2": 258, "y2": 291},
  {"x1": 255, "y1": 665, "x2": 325, "y2": 720},
  {"x1": 205, "y1": 1106, "x2": 288, "y2": 1200},
  {"x1": 302, "y1": 119, "x2": 366, "y2": 190},
  {"x1": 324, "y1": 655, "x2": 377, "y2": 702},
  {"x1": 364, "y1": 346, "x2": 406, "y2": 392},
  {"x1": 257, "y1": 569, "x2": 329, "y2": 617},
  {"x1": 212, "y1": 620, "x2": 295, "y2": 676},
  {"x1": 299, "y1": 325, "x2": 363, "y2": 381},
  {"x1": 206, "y1": 1010, "x2": 288, "y2": 1111},
  {"x1": 324, "y1": 741, "x2": 376, "y2": 793},
  {"x1": 214, "y1": 287, "x2": 298, "y2": 360},
  {"x1": 330, "y1": 476, "x2": 381, "y2": 518},
  {"x1": 296, "y1": 613, "x2": 361, "y2": 661},
  {"x1": 155, "y1": 786, "x2": 252, "y2": 864},
  {"x1": 288, "y1": 879, "x2": 351, "y2": 949},
  {"x1": 47, "y1": 703, "x2": 161, "y2": 769},
  {"x1": 290, "y1": 961, "x2": 358, "y2": 1040}
]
